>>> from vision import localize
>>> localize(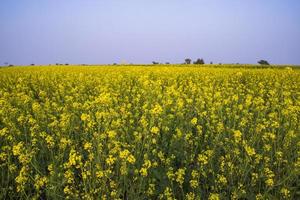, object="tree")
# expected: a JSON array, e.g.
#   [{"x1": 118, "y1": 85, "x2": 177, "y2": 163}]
[
  {"x1": 258, "y1": 60, "x2": 270, "y2": 65},
  {"x1": 185, "y1": 58, "x2": 192, "y2": 64},
  {"x1": 193, "y1": 58, "x2": 205, "y2": 65},
  {"x1": 152, "y1": 61, "x2": 159, "y2": 65}
]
